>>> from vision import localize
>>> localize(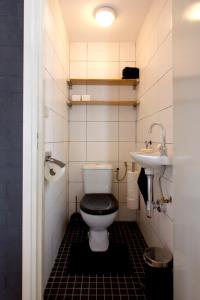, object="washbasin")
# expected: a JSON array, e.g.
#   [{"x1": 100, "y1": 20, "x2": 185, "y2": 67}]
[{"x1": 130, "y1": 151, "x2": 171, "y2": 169}]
